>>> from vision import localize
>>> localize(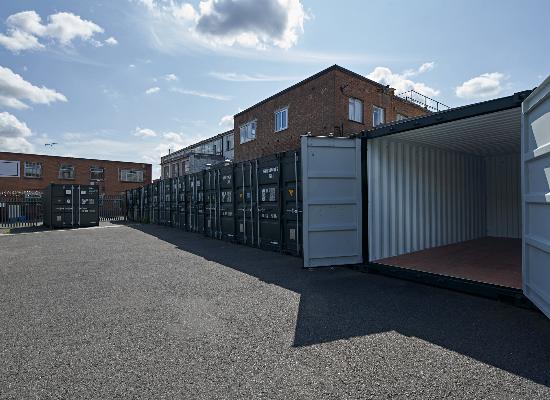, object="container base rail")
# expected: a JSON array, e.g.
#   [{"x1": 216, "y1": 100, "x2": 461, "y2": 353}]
[{"x1": 354, "y1": 262, "x2": 534, "y2": 309}]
